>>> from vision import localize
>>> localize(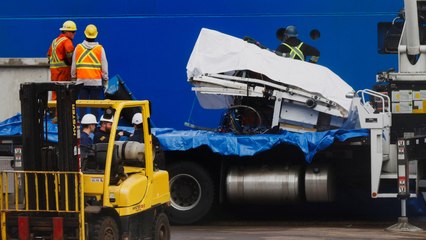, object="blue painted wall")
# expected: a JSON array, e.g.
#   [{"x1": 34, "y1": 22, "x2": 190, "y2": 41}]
[{"x1": 0, "y1": 0, "x2": 402, "y2": 129}]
